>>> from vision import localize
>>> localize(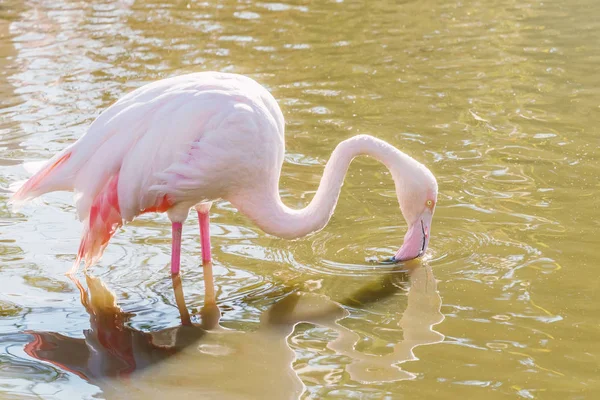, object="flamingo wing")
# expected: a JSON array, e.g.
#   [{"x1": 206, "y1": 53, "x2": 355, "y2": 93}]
[{"x1": 13, "y1": 71, "x2": 284, "y2": 269}]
